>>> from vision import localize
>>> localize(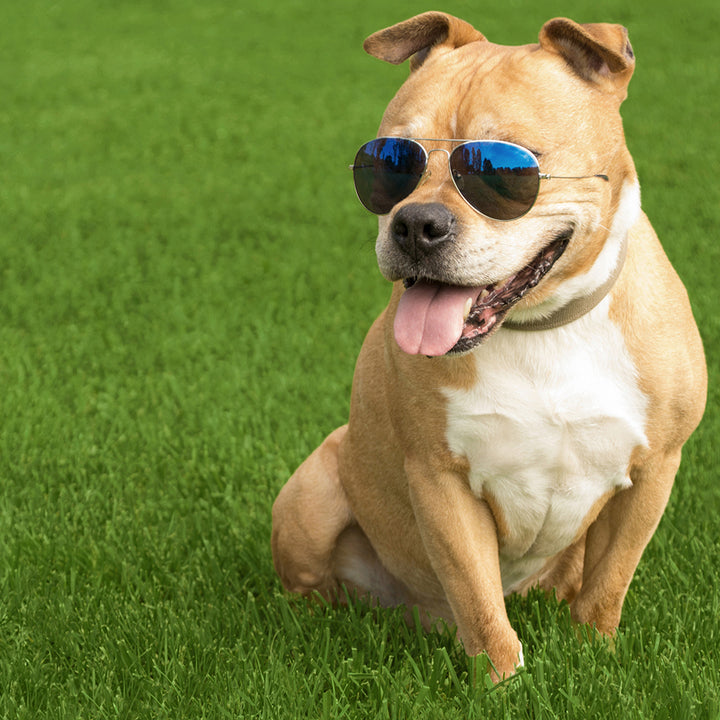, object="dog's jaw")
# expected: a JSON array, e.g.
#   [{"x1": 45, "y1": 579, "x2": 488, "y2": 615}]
[
  {"x1": 394, "y1": 231, "x2": 571, "y2": 356},
  {"x1": 449, "y1": 232, "x2": 571, "y2": 352}
]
